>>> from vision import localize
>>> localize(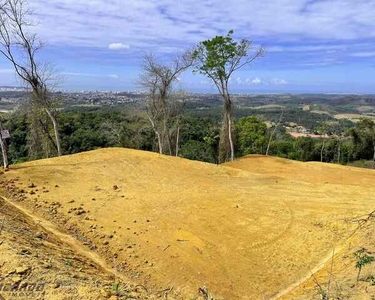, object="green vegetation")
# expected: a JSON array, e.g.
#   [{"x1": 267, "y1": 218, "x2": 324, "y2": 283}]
[
  {"x1": 2, "y1": 106, "x2": 375, "y2": 169},
  {"x1": 192, "y1": 30, "x2": 263, "y2": 162},
  {"x1": 354, "y1": 248, "x2": 374, "y2": 282}
]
